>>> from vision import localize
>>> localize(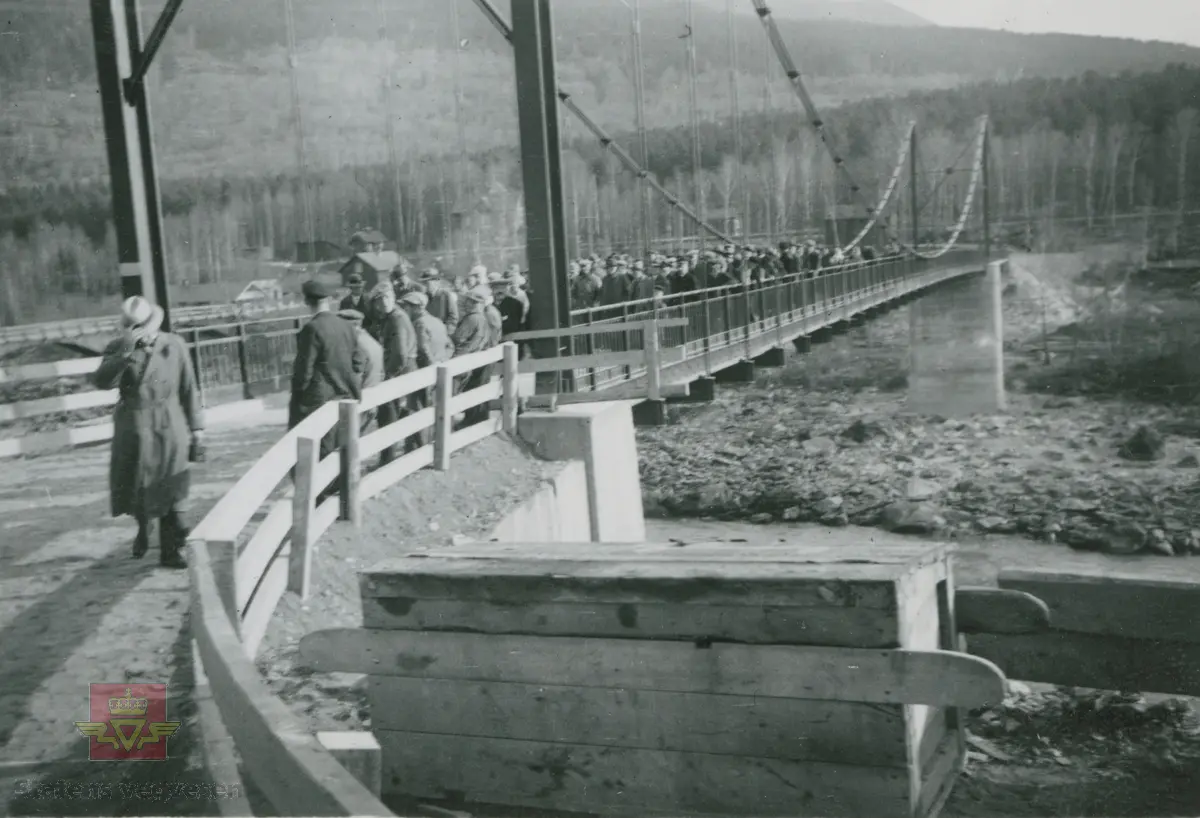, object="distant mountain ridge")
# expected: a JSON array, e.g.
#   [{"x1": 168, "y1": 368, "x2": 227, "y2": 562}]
[{"x1": 697, "y1": 0, "x2": 932, "y2": 27}]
